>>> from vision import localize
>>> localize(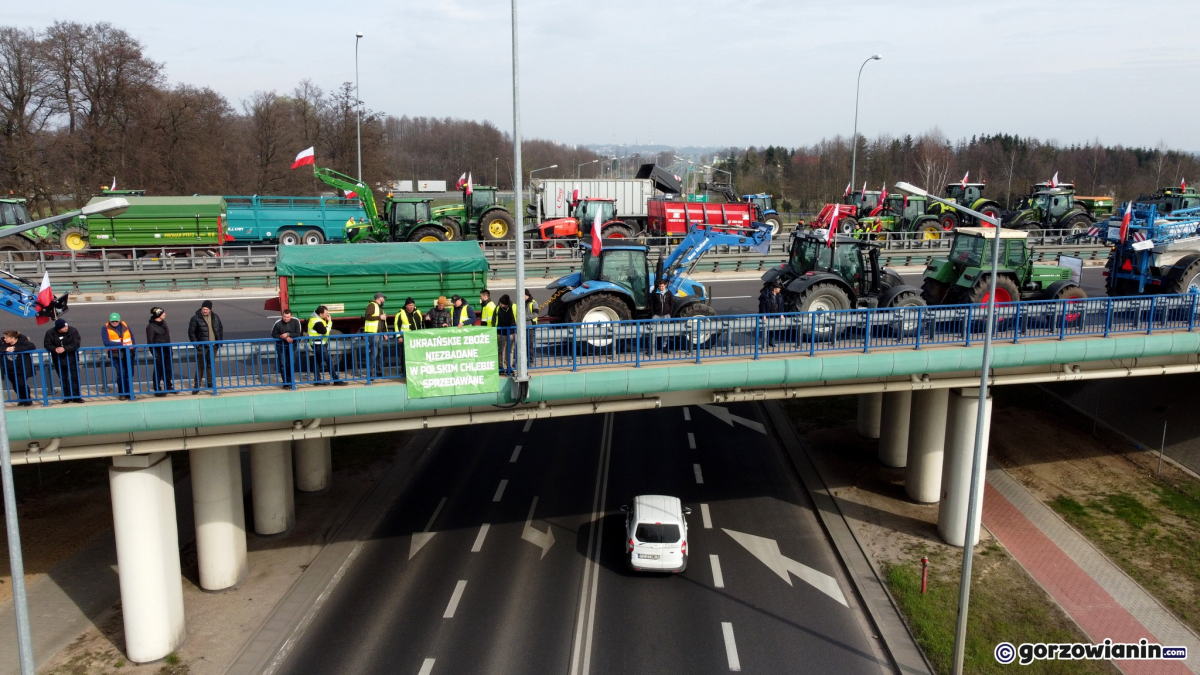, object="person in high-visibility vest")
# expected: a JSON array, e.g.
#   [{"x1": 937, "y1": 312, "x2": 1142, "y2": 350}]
[
  {"x1": 393, "y1": 297, "x2": 425, "y2": 375},
  {"x1": 450, "y1": 295, "x2": 476, "y2": 327},
  {"x1": 523, "y1": 289, "x2": 539, "y2": 325},
  {"x1": 363, "y1": 292, "x2": 387, "y2": 377},
  {"x1": 307, "y1": 305, "x2": 345, "y2": 386},
  {"x1": 495, "y1": 295, "x2": 518, "y2": 375},
  {"x1": 101, "y1": 312, "x2": 135, "y2": 400},
  {"x1": 479, "y1": 289, "x2": 497, "y2": 326}
]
